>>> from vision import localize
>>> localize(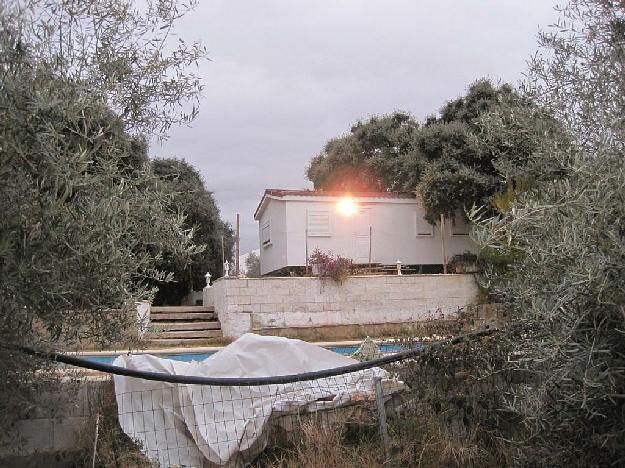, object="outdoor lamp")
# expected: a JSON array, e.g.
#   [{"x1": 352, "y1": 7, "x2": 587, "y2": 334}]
[{"x1": 337, "y1": 197, "x2": 358, "y2": 216}]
